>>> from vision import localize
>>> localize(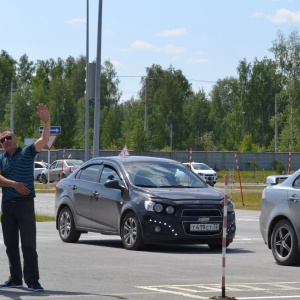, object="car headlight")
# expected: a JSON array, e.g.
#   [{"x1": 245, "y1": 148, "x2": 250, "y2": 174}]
[
  {"x1": 144, "y1": 200, "x2": 175, "y2": 214},
  {"x1": 154, "y1": 203, "x2": 163, "y2": 212},
  {"x1": 145, "y1": 200, "x2": 155, "y2": 211},
  {"x1": 227, "y1": 199, "x2": 235, "y2": 213},
  {"x1": 166, "y1": 206, "x2": 175, "y2": 214}
]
